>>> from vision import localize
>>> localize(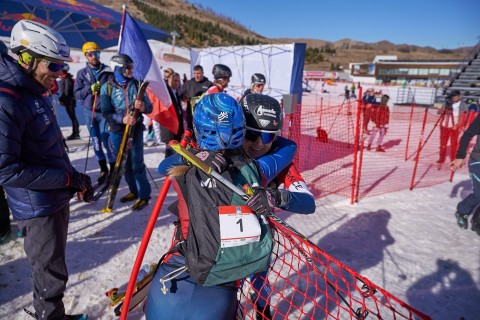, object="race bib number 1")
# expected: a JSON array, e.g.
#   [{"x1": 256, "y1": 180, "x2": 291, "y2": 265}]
[{"x1": 218, "y1": 206, "x2": 261, "y2": 248}]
